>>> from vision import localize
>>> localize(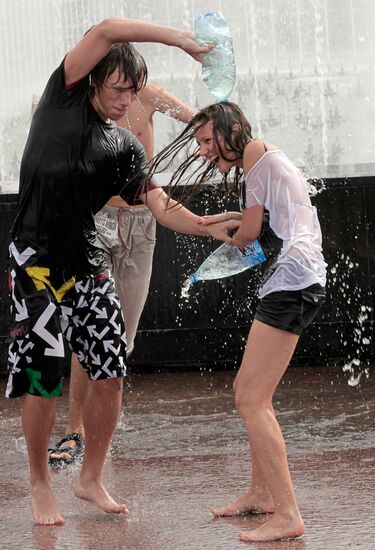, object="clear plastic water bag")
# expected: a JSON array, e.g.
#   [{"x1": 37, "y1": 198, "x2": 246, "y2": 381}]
[
  {"x1": 194, "y1": 11, "x2": 236, "y2": 101},
  {"x1": 186, "y1": 240, "x2": 265, "y2": 285}
]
